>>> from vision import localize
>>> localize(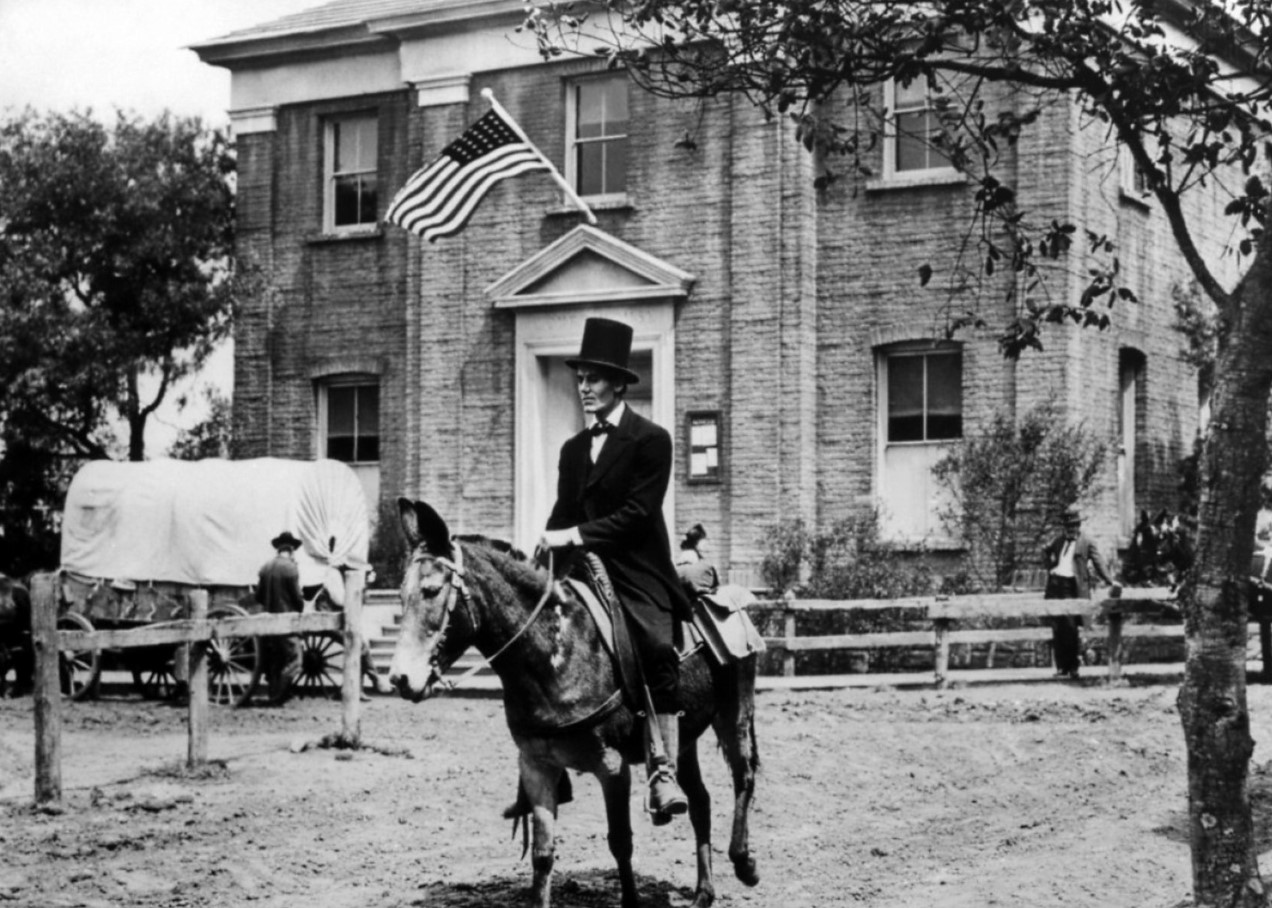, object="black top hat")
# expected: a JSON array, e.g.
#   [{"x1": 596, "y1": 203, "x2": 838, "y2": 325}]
[
  {"x1": 1061, "y1": 509, "x2": 1082, "y2": 527},
  {"x1": 270, "y1": 531, "x2": 304, "y2": 551},
  {"x1": 565, "y1": 317, "x2": 640, "y2": 384}
]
